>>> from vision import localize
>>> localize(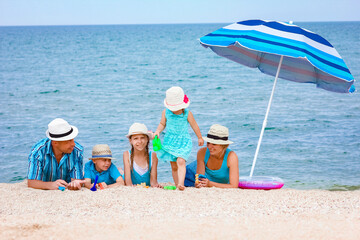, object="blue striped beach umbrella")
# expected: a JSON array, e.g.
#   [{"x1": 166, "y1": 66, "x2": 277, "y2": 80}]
[{"x1": 200, "y1": 20, "x2": 356, "y2": 177}]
